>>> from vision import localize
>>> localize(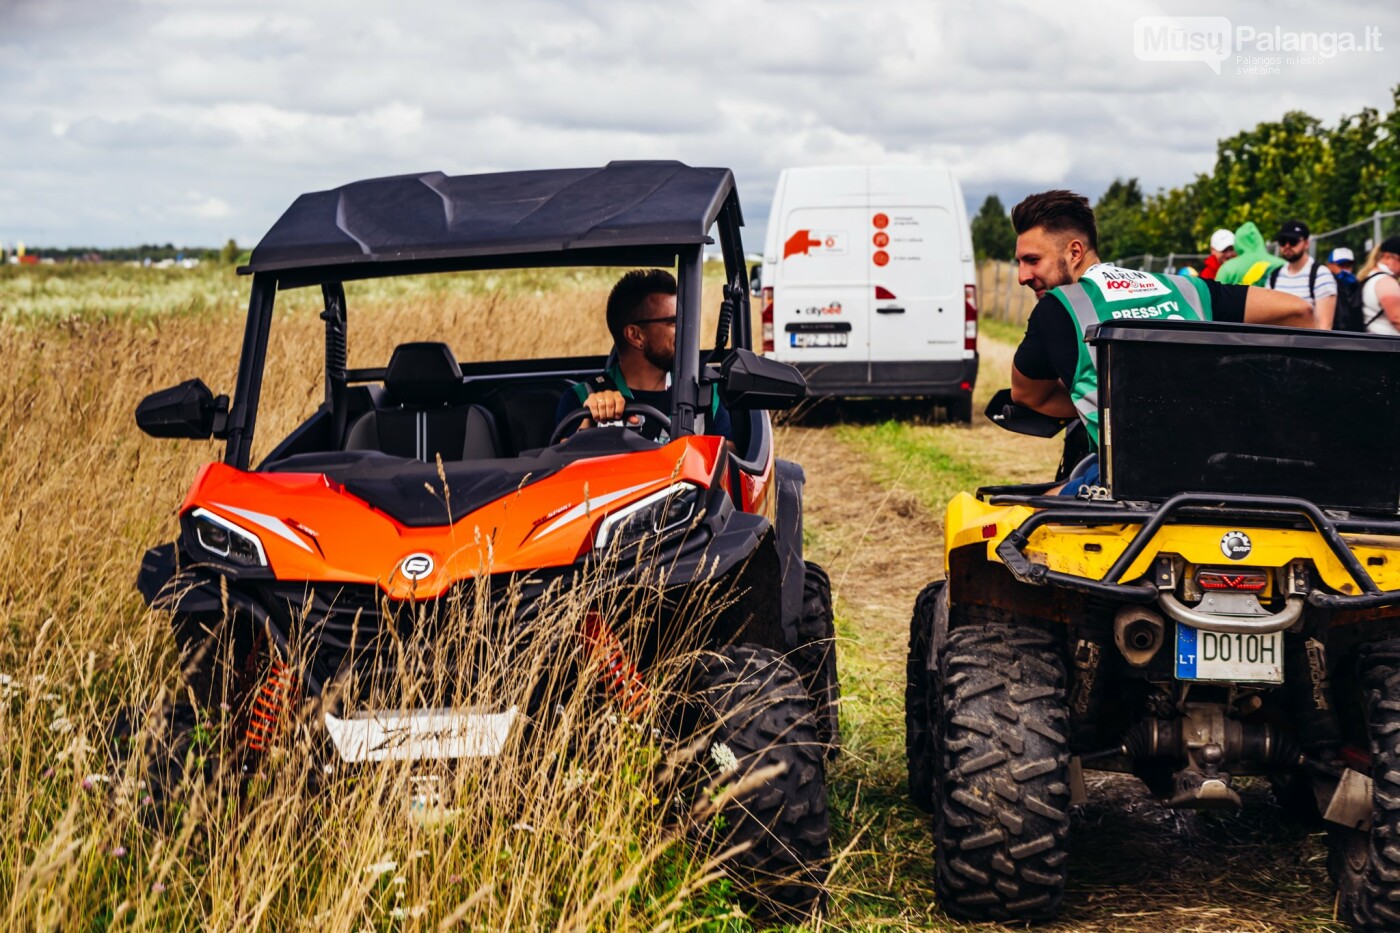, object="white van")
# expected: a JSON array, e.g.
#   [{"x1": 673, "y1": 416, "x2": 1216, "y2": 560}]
[{"x1": 759, "y1": 165, "x2": 978, "y2": 420}]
